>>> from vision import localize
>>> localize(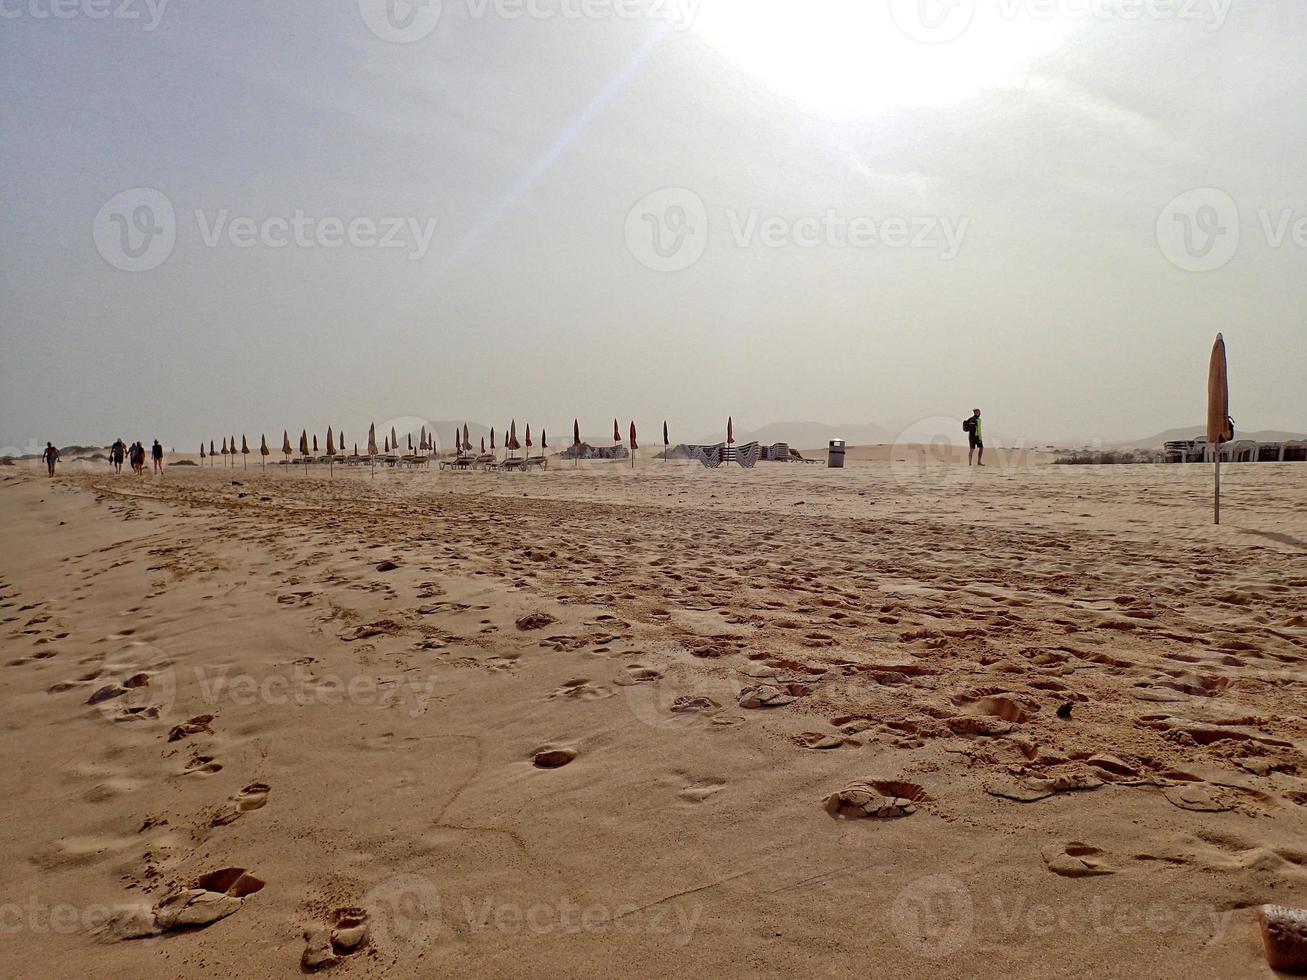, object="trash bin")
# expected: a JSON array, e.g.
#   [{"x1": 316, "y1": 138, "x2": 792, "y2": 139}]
[{"x1": 828, "y1": 439, "x2": 846, "y2": 468}]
